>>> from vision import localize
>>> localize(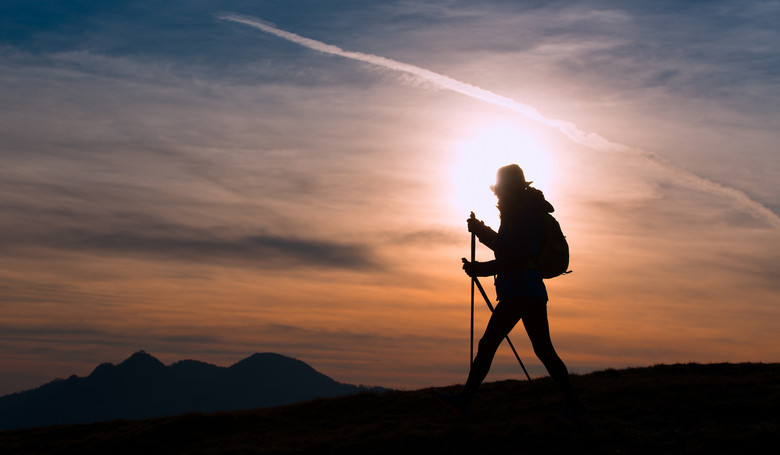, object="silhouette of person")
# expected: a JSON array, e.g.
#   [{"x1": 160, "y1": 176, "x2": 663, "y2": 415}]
[{"x1": 437, "y1": 164, "x2": 584, "y2": 419}]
